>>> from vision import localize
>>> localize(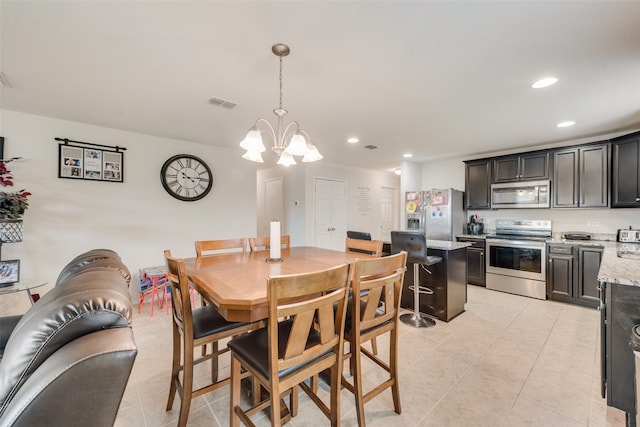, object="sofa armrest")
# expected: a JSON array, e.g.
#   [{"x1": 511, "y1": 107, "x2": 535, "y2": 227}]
[{"x1": 0, "y1": 327, "x2": 137, "y2": 426}]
